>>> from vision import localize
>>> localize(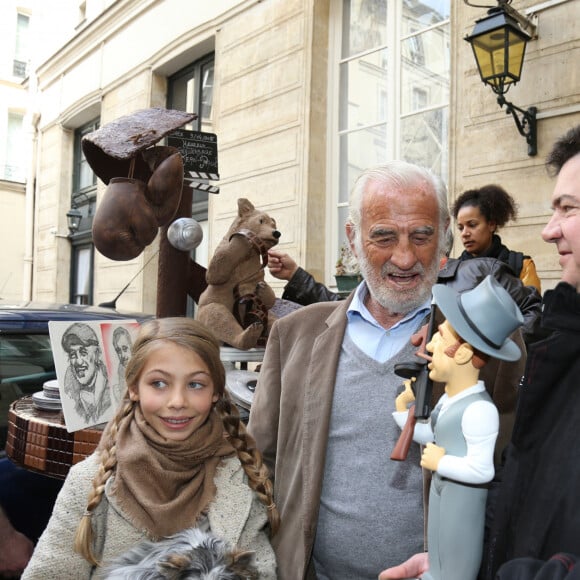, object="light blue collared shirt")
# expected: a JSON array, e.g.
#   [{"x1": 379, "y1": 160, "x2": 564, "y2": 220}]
[{"x1": 346, "y1": 282, "x2": 431, "y2": 363}]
